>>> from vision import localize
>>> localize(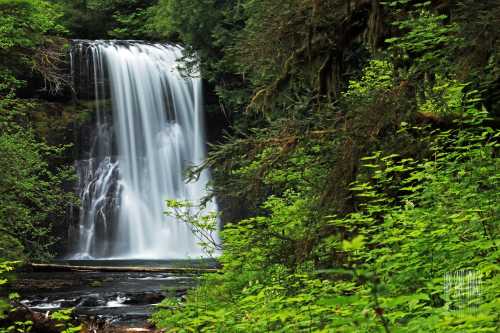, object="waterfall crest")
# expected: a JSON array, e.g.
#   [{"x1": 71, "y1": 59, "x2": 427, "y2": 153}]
[{"x1": 70, "y1": 41, "x2": 217, "y2": 259}]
